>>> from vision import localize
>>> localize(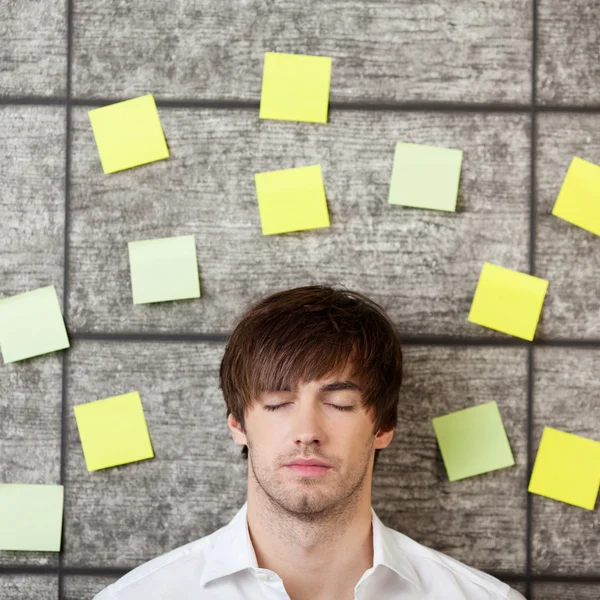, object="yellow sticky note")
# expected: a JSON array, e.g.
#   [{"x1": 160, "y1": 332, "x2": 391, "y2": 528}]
[
  {"x1": 89, "y1": 94, "x2": 169, "y2": 174},
  {"x1": 528, "y1": 427, "x2": 600, "y2": 510},
  {"x1": 468, "y1": 262, "x2": 549, "y2": 341},
  {"x1": 260, "y1": 52, "x2": 332, "y2": 123},
  {"x1": 254, "y1": 164, "x2": 330, "y2": 235},
  {"x1": 552, "y1": 156, "x2": 600, "y2": 236},
  {"x1": 73, "y1": 391, "x2": 154, "y2": 471}
]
